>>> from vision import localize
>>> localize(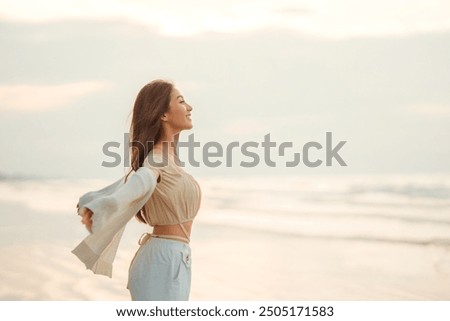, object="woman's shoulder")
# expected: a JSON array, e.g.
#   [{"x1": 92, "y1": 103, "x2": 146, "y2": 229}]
[
  {"x1": 146, "y1": 150, "x2": 168, "y2": 163},
  {"x1": 143, "y1": 150, "x2": 182, "y2": 176}
]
